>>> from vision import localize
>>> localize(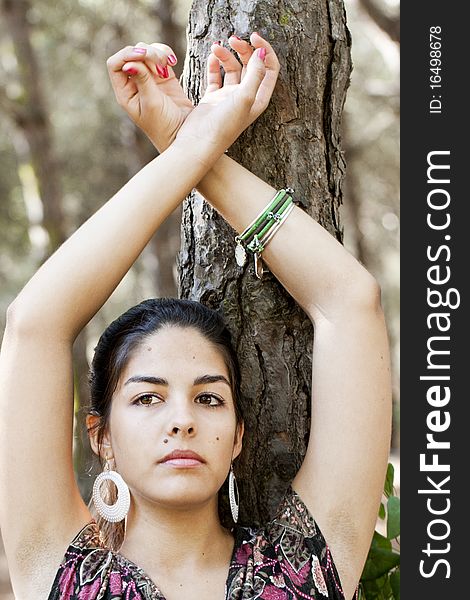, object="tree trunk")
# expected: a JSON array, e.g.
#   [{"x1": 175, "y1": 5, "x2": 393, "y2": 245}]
[{"x1": 180, "y1": 0, "x2": 351, "y2": 525}]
